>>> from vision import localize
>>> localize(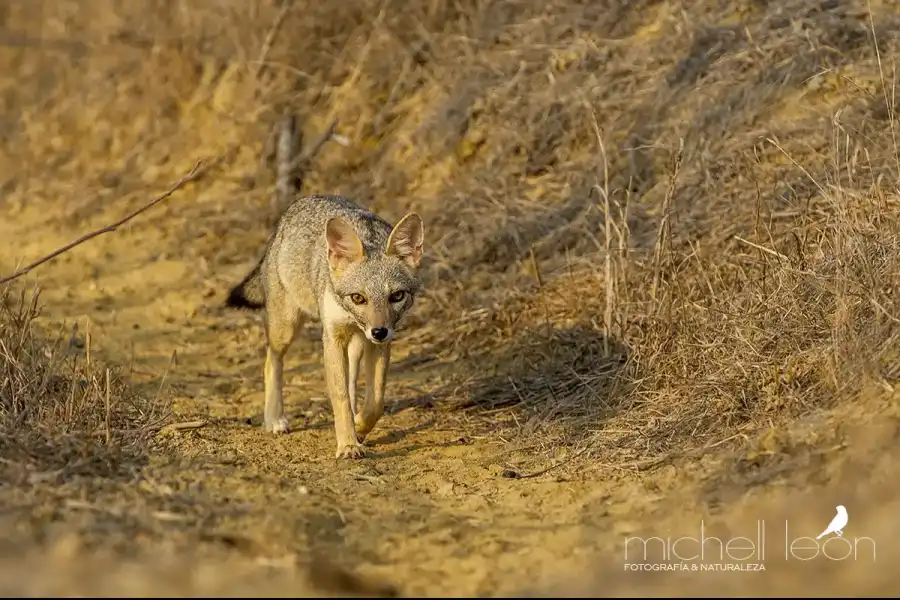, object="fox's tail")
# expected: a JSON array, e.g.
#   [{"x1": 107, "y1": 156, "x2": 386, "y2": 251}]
[{"x1": 225, "y1": 259, "x2": 266, "y2": 310}]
